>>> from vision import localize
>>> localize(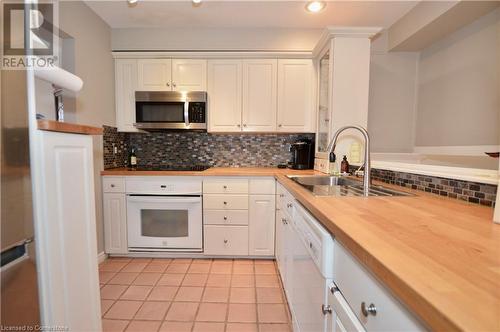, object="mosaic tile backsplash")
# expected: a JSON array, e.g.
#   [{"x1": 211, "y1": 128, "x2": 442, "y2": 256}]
[
  {"x1": 350, "y1": 166, "x2": 497, "y2": 207},
  {"x1": 103, "y1": 126, "x2": 497, "y2": 207},
  {"x1": 103, "y1": 126, "x2": 314, "y2": 168},
  {"x1": 103, "y1": 126, "x2": 129, "y2": 168}
]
